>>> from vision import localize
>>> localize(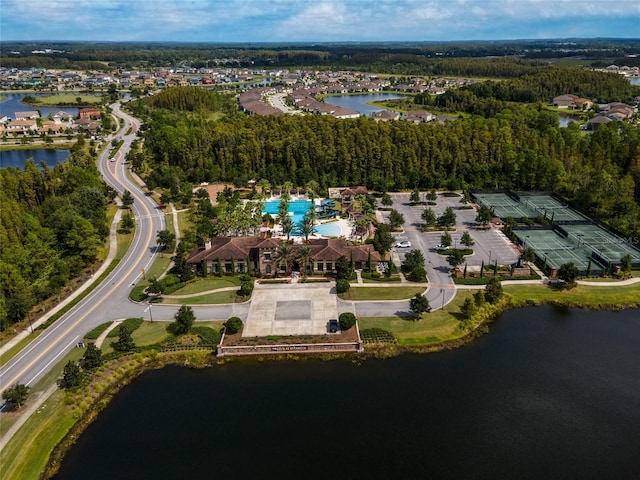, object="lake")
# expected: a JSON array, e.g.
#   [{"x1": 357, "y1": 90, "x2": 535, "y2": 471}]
[
  {"x1": 0, "y1": 148, "x2": 70, "y2": 169},
  {"x1": 0, "y1": 93, "x2": 86, "y2": 119},
  {"x1": 52, "y1": 305, "x2": 640, "y2": 480},
  {"x1": 323, "y1": 93, "x2": 406, "y2": 115}
]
